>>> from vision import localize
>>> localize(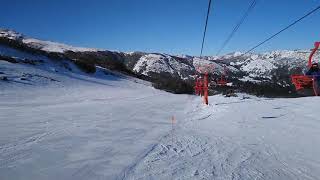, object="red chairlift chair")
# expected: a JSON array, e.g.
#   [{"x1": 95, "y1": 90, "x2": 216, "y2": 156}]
[{"x1": 291, "y1": 42, "x2": 320, "y2": 96}]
